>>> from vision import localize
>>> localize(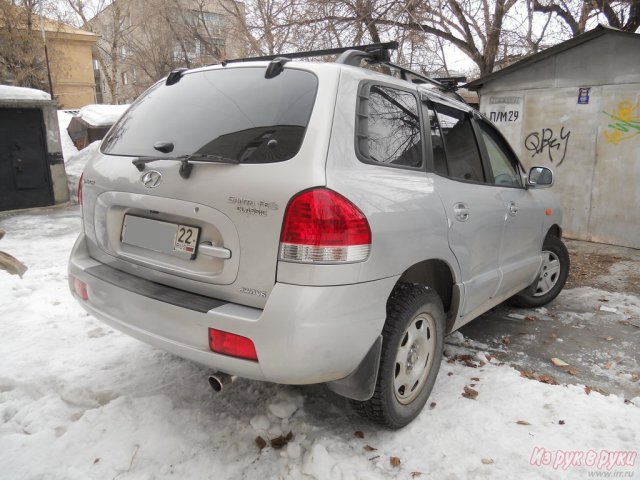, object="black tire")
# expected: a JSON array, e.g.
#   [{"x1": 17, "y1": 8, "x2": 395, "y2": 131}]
[
  {"x1": 510, "y1": 235, "x2": 570, "y2": 308},
  {"x1": 351, "y1": 283, "x2": 445, "y2": 429}
]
